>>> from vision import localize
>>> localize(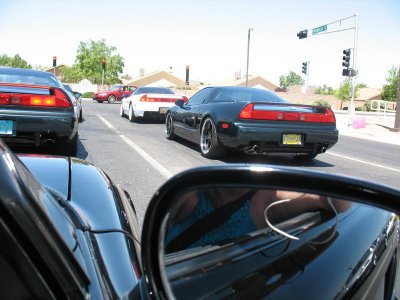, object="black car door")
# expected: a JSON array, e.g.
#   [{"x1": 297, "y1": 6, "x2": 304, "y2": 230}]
[
  {"x1": 174, "y1": 88, "x2": 213, "y2": 143},
  {"x1": 178, "y1": 88, "x2": 214, "y2": 143}
]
